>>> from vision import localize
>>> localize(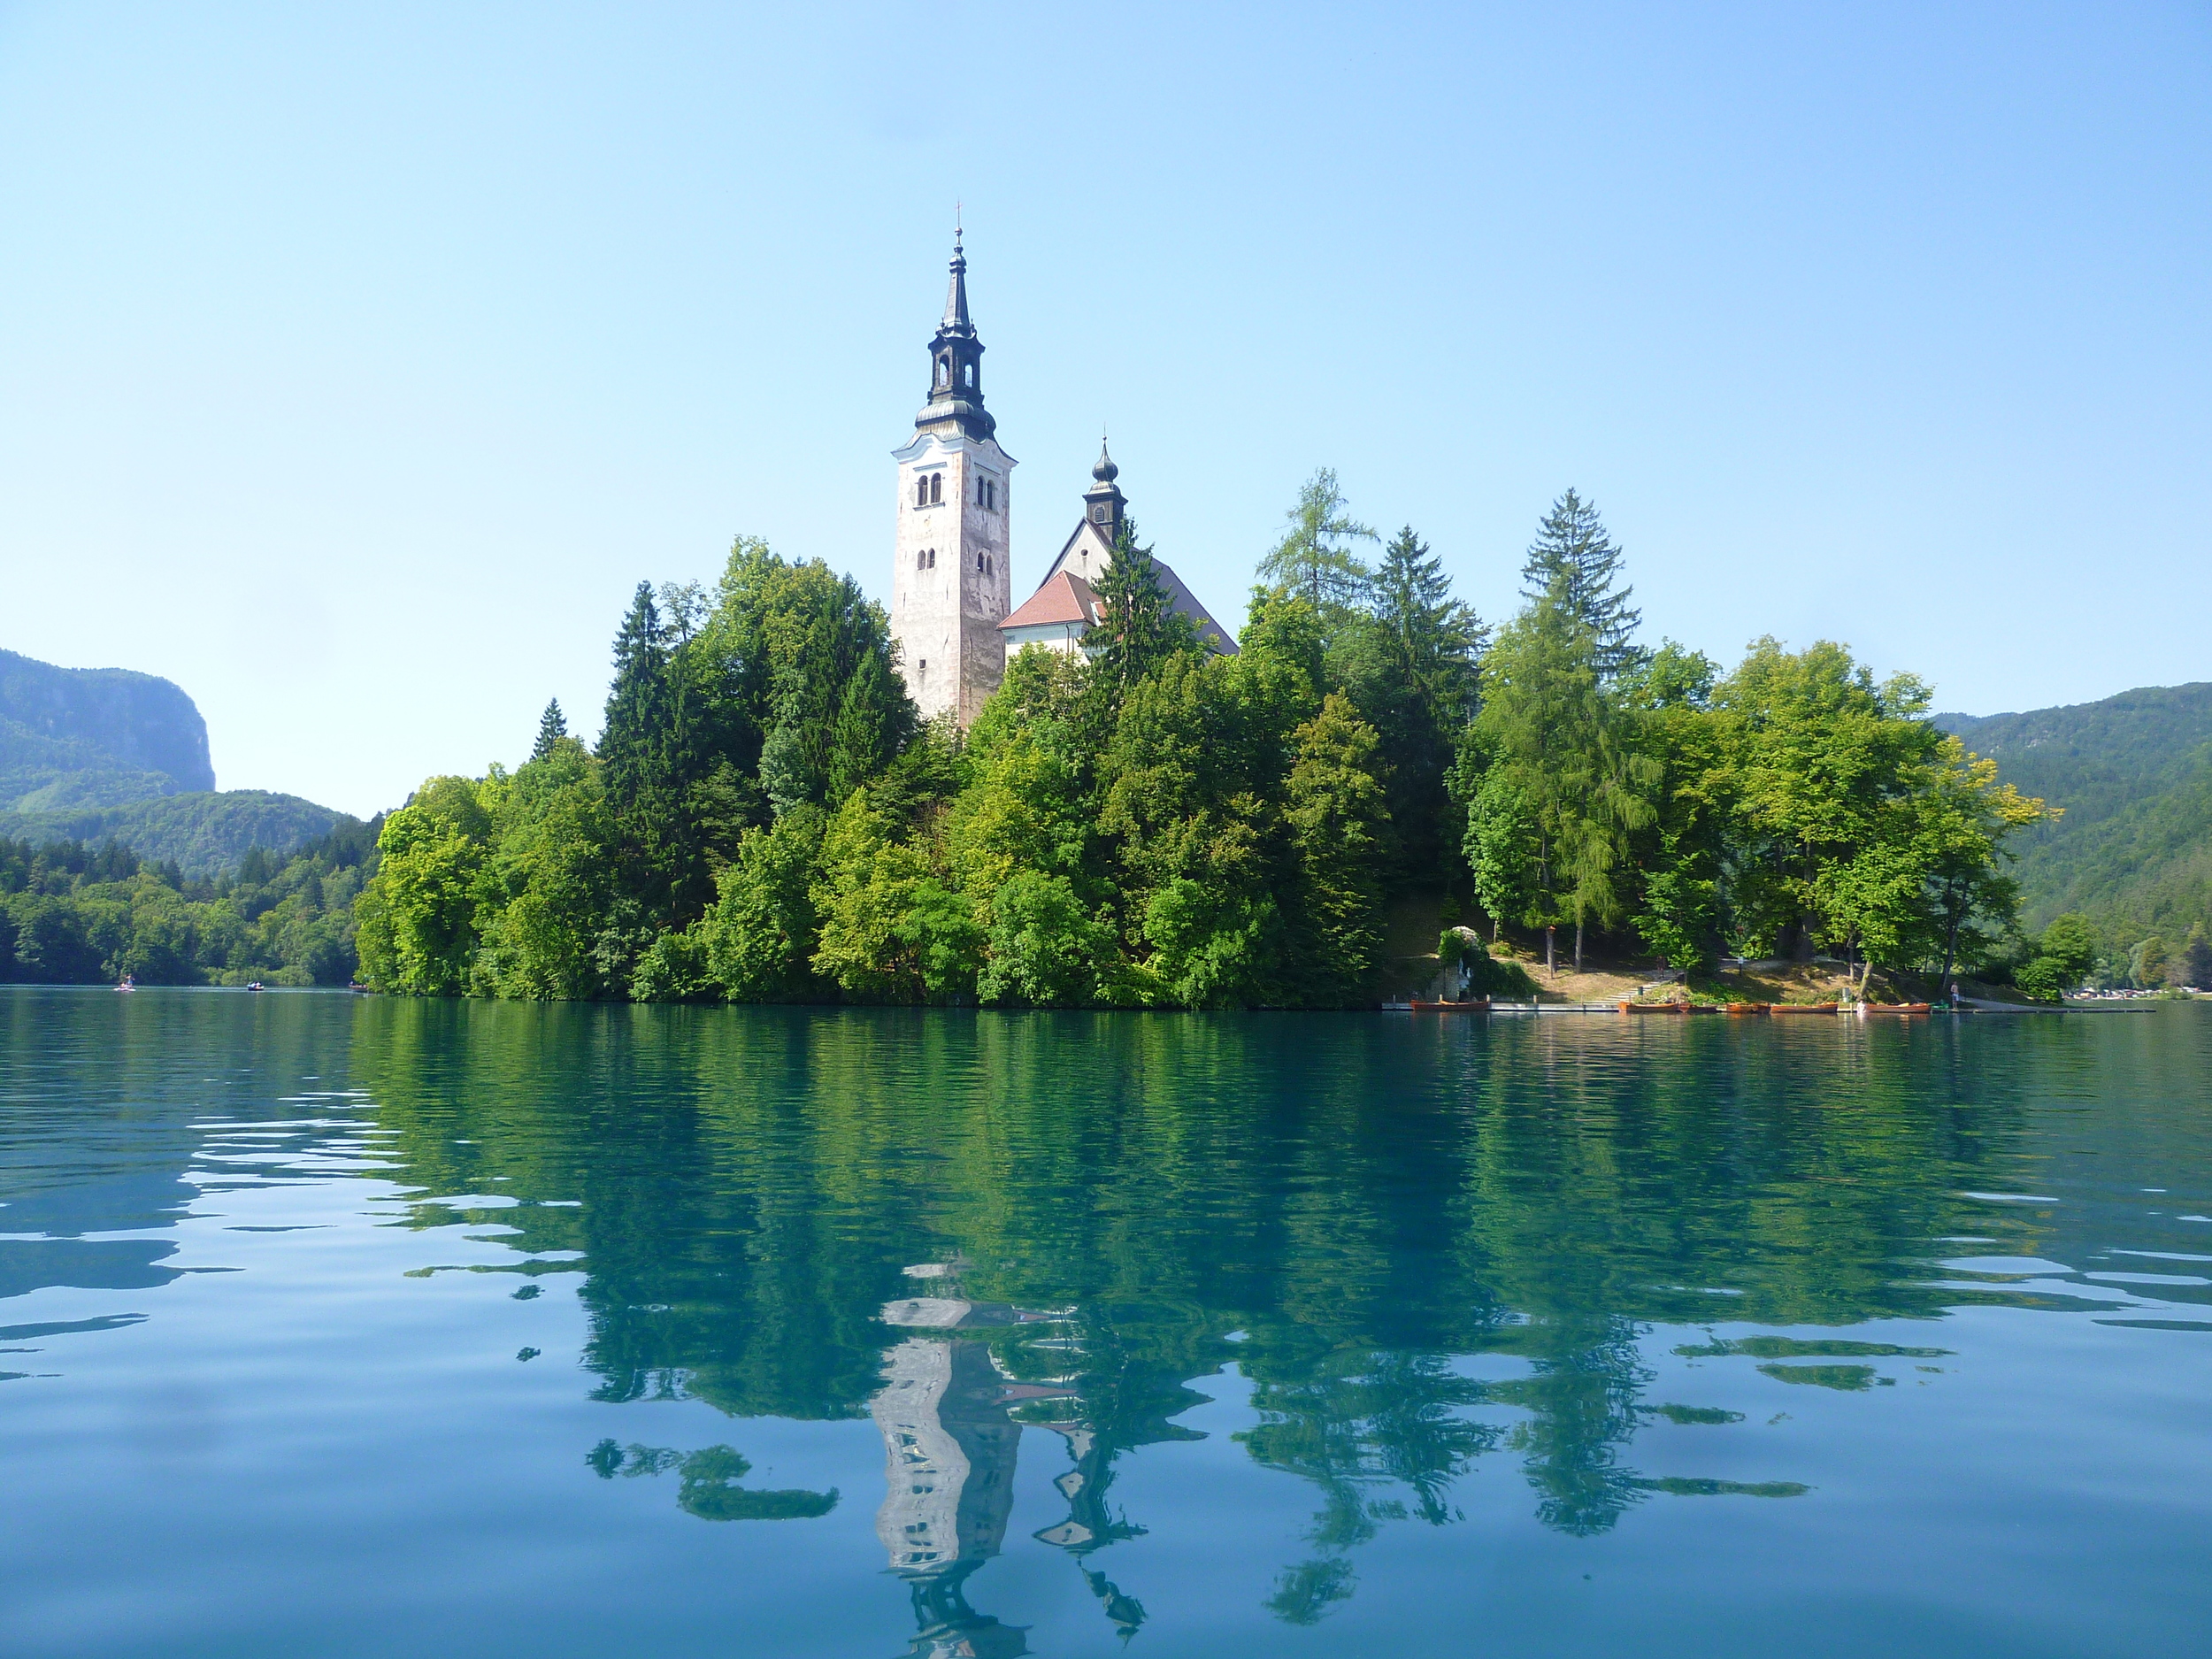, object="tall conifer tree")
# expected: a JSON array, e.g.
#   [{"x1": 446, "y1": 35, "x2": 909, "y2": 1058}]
[
  {"x1": 1259, "y1": 468, "x2": 1378, "y2": 615},
  {"x1": 1088, "y1": 520, "x2": 1197, "y2": 694},
  {"x1": 1521, "y1": 490, "x2": 1645, "y2": 680},
  {"x1": 531, "y1": 699, "x2": 568, "y2": 762}
]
